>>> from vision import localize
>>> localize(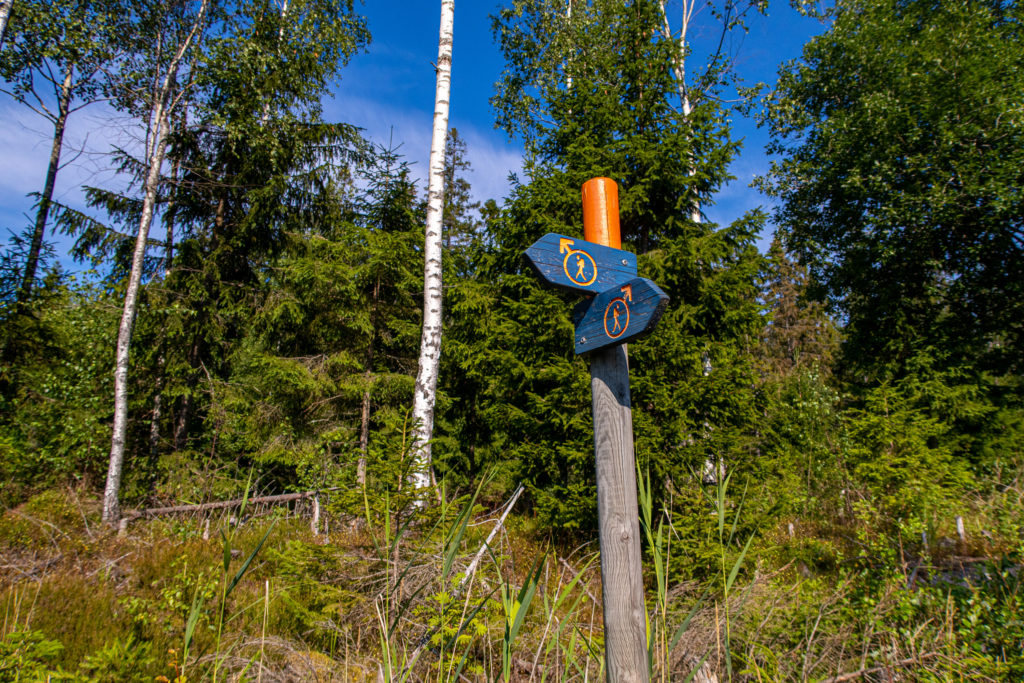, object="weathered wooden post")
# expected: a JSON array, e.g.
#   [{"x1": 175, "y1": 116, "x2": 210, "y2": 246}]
[
  {"x1": 583, "y1": 178, "x2": 649, "y2": 682},
  {"x1": 525, "y1": 177, "x2": 667, "y2": 683}
]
